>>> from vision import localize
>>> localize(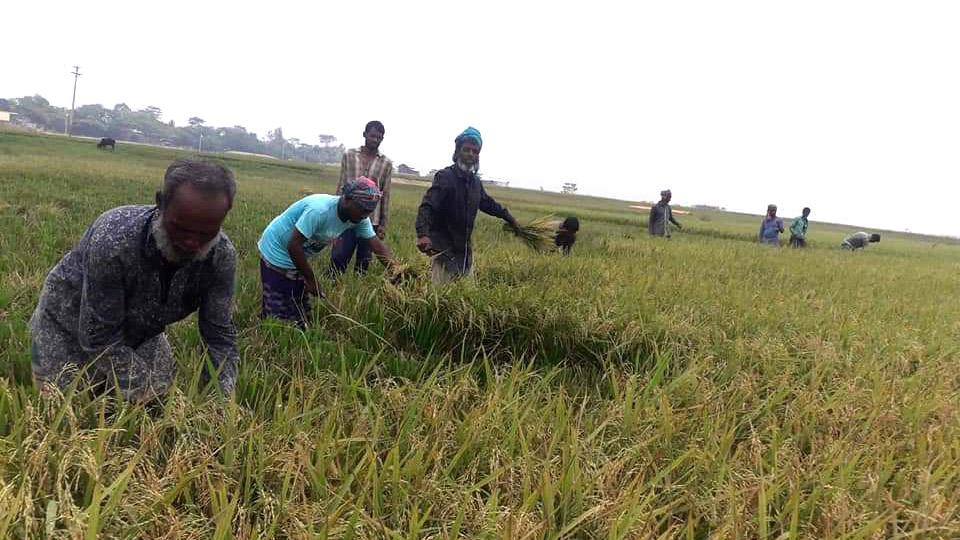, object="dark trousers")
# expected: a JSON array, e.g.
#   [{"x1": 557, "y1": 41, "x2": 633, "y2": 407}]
[
  {"x1": 330, "y1": 228, "x2": 371, "y2": 275},
  {"x1": 260, "y1": 259, "x2": 311, "y2": 327}
]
